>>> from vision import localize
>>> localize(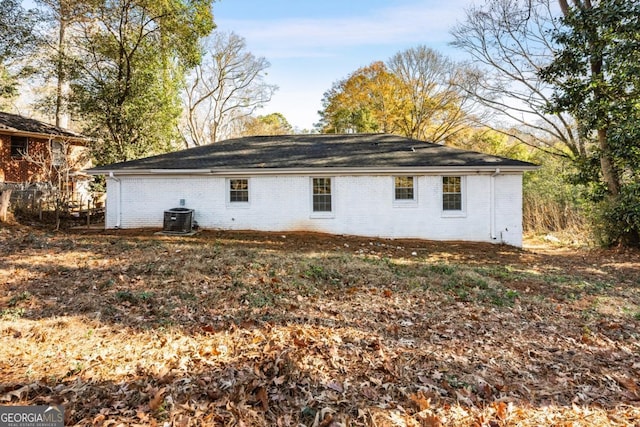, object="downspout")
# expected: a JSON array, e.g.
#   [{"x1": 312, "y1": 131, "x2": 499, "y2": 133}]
[
  {"x1": 490, "y1": 168, "x2": 500, "y2": 241},
  {"x1": 109, "y1": 172, "x2": 121, "y2": 228}
]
